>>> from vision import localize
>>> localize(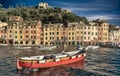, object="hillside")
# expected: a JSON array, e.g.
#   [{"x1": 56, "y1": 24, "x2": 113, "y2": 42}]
[{"x1": 0, "y1": 5, "x2": 88, "y2": 25}]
